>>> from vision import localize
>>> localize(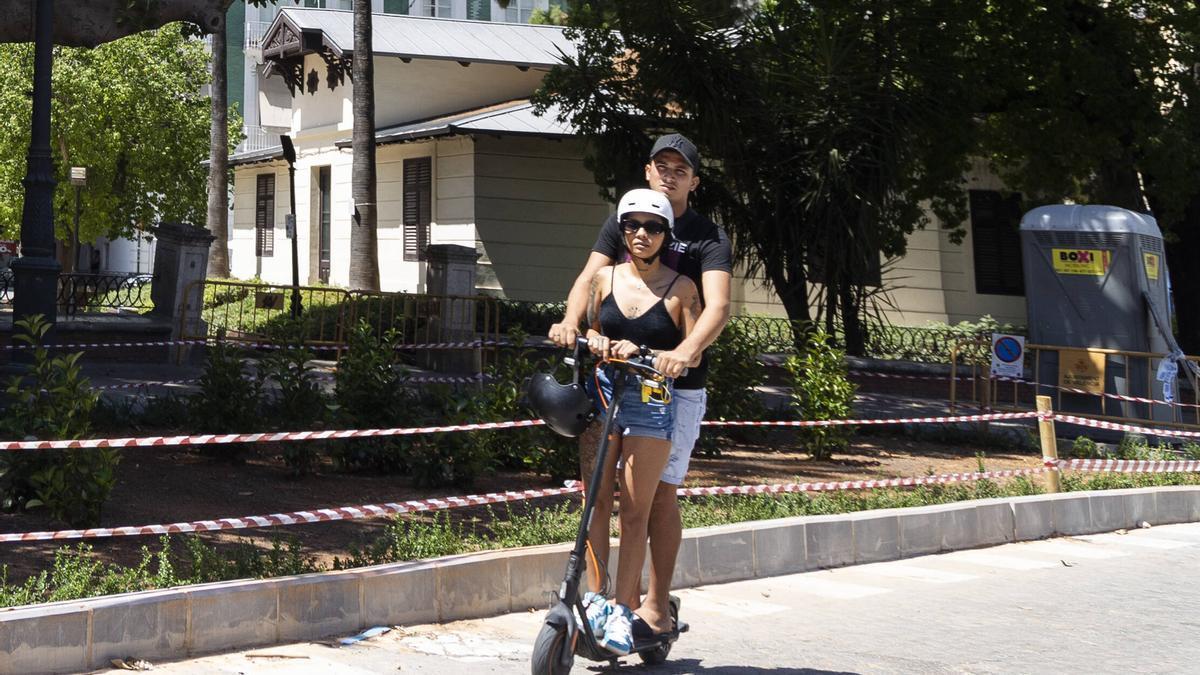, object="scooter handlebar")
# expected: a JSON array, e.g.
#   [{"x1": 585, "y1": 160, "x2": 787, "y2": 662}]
[{"x1": 572, "y1": 337, "x2": 665, "y2": 381}]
